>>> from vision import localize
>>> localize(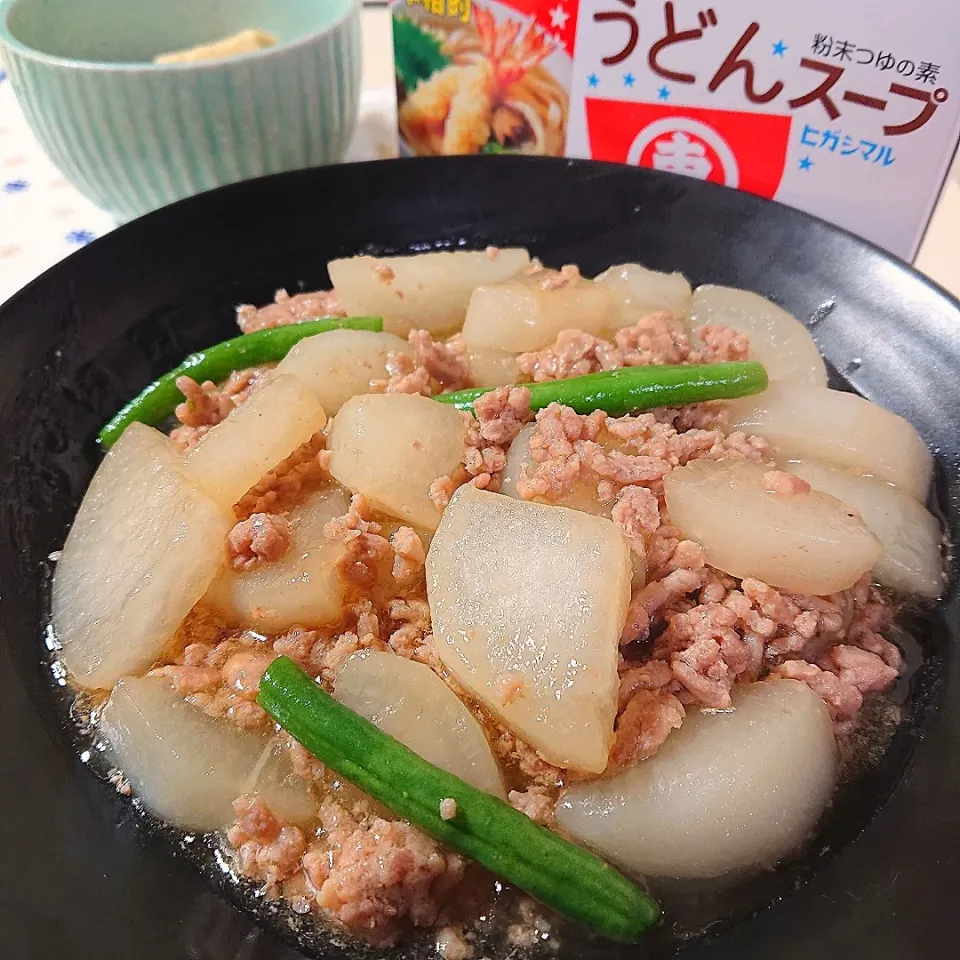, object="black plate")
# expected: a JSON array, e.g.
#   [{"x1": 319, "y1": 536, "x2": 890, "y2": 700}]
[{"x1": 1, "y1": 156, "x2": 958, "y2": 960}]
